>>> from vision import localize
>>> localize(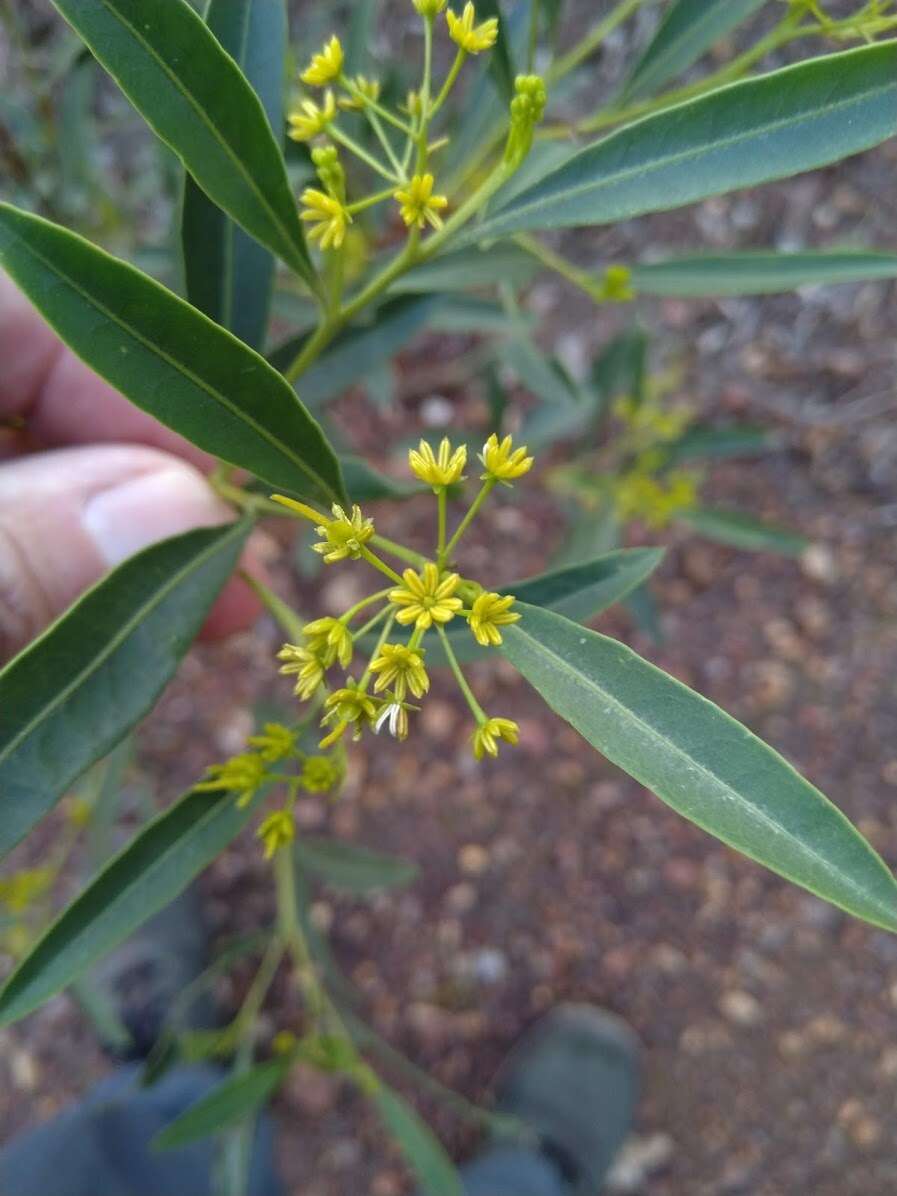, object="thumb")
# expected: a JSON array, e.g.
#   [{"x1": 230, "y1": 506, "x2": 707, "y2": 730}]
[{"x1": 0, "y1": 444, "x2": 260, "y2": 662}]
